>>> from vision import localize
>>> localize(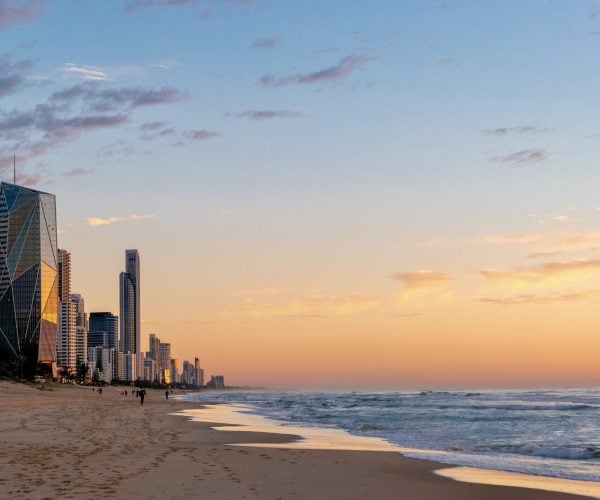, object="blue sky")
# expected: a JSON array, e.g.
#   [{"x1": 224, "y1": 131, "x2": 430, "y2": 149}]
[{"x1": 2, "y1": 0, "x2": 600, "y2": 386}]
